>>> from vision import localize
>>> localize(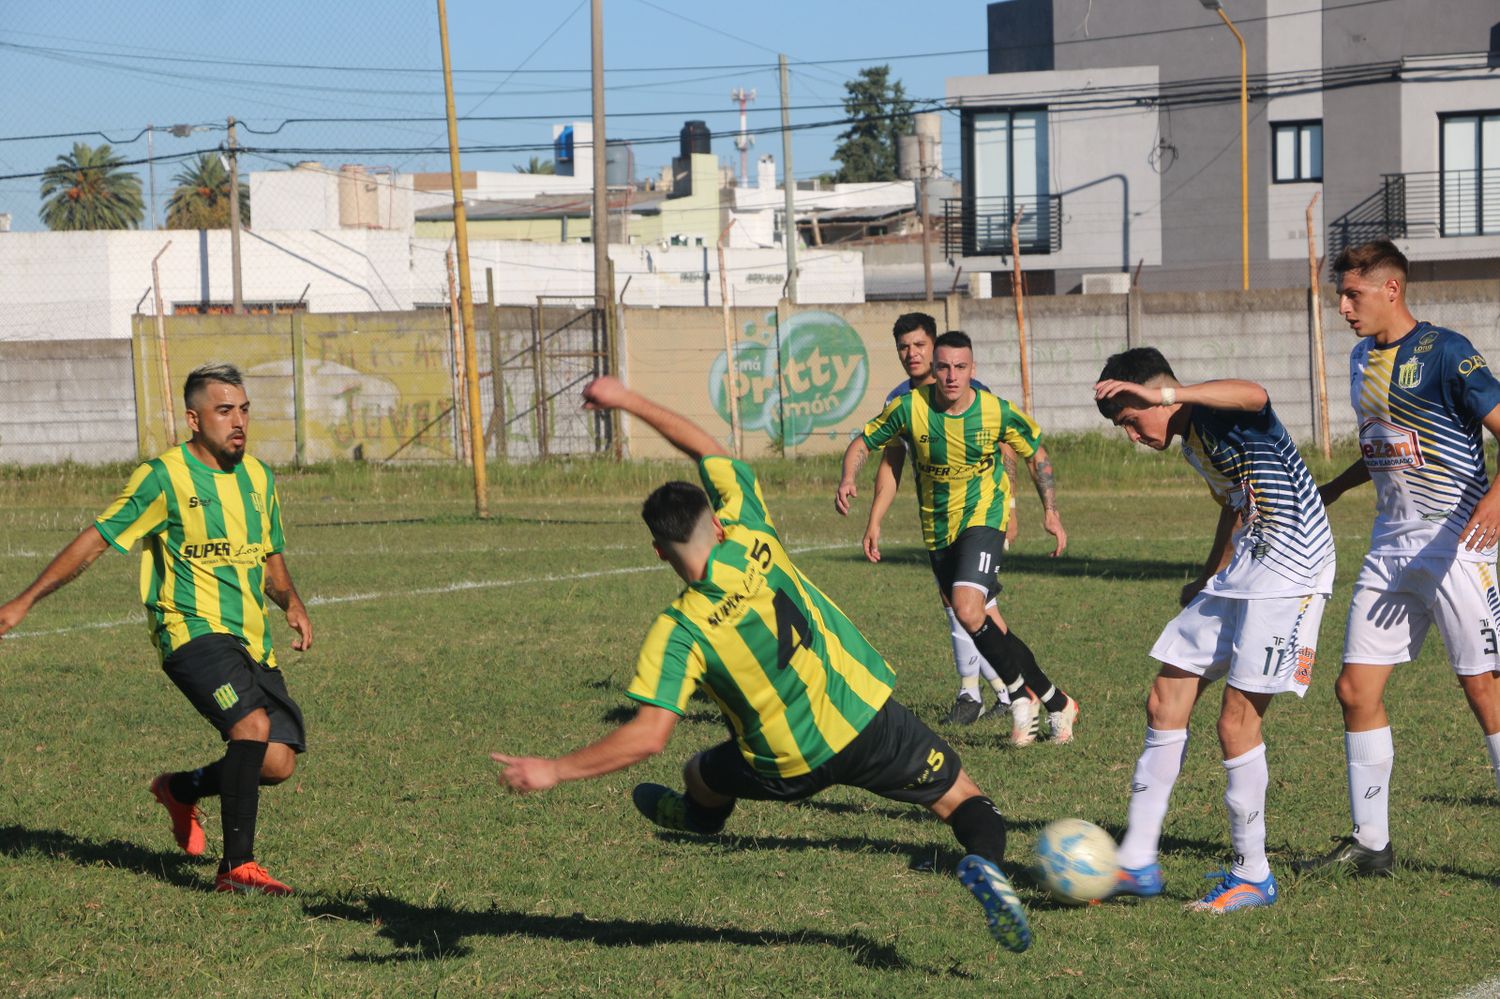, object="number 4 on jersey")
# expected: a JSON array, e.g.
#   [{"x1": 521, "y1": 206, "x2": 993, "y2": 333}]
[{"x1": 772, "y1": 589, "x2": 812, "y2": 669}]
